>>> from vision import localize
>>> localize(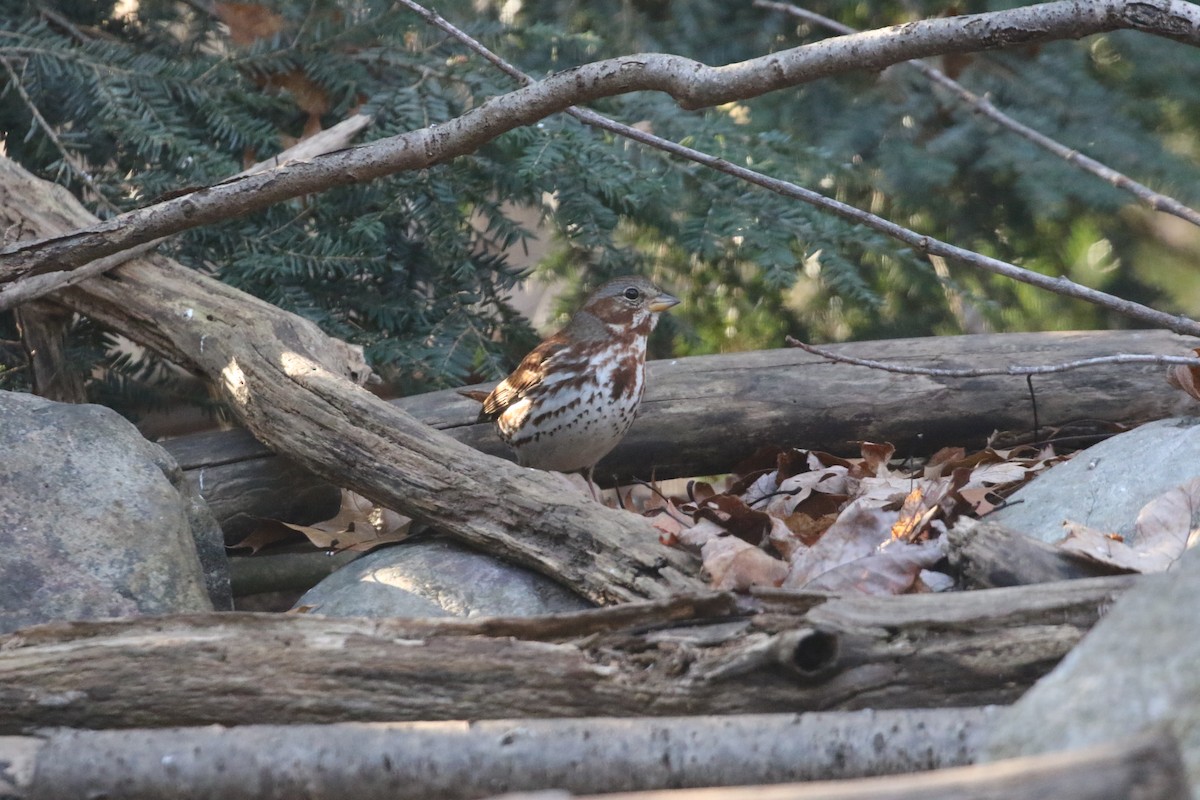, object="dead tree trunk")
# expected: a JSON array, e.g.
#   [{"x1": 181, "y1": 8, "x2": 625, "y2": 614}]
[
  {"x1": 0, "y1": 155, "x2": 703, "y2": 605},
  {"x1": 497, "y1": 730, "x2": 1187, "y2": 800},
  {"x1": 163, "y1": 328, "x2": 1196, "y2": 541},
  {"x1": 0, "y1": 707, "x2": 998, "y2": 800},
  {"x1": 0, "y1": 578, "x2": 1136, "y2": 733}
]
